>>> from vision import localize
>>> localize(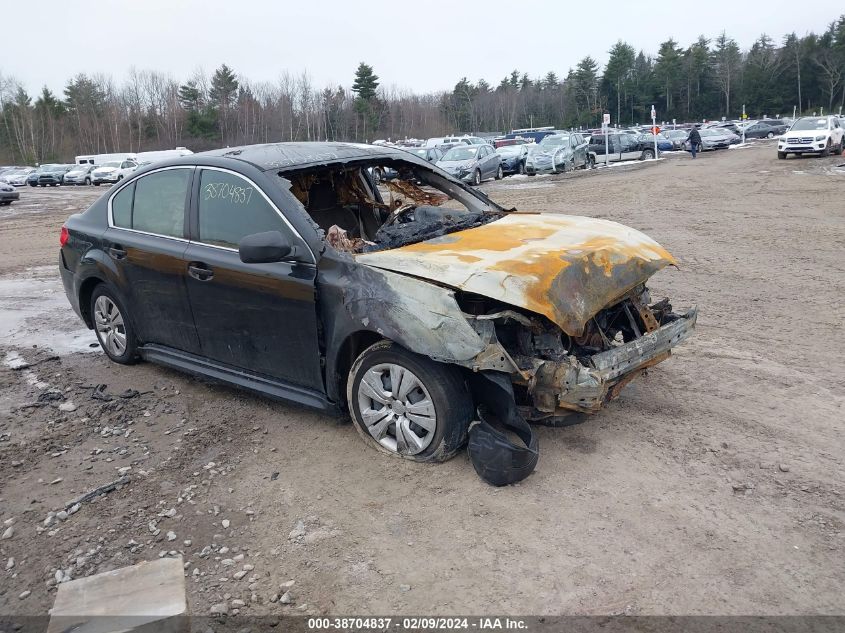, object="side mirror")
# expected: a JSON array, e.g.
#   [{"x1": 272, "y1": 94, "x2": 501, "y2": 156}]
[{"x1": 238, "y1": 231, "x2": 294, "y2": 264}]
